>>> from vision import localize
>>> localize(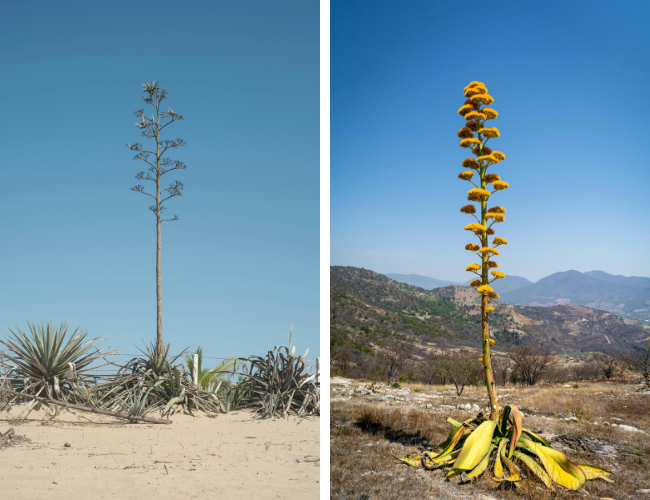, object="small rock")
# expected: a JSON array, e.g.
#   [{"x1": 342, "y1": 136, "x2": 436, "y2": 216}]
[
  {"x1": 603, "y1": 422, "x2": 610, "y2": 426},
  {"x1": 618, "y1": 424, "x2": 645, "y2": 433},
  {"x1": 403, "y1": 388, "x2": 411, "y2": 393},
  {"x1": 563, "y1": 384, "x2": 571, "y2": 387},
  {"x1": 471, "y1": 404, "x2": 480, "y2": 412},
  {"x1": 64, "y1": 443, "x2": 71, "y2": 448},
  {"x1": 568, "y1": 416, "x2": 579, "y2": 422},
  {"x1": 611, "y1": 417, "x2": 622, "y2": 421},
  {"x1": 636, "y1": 489, "x2": 650, "y2": 494},
  {"x1": 611, "y1": 424, "x2": 618, "y2": 427},
  {"x1": 425, "y1": 404, "x2": 433, "y2": 409}
]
